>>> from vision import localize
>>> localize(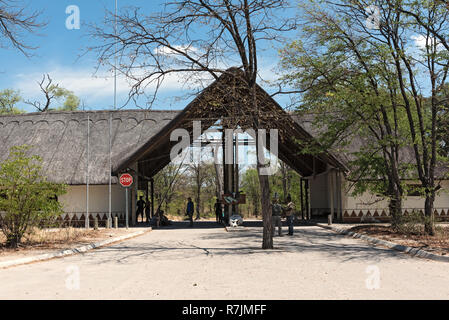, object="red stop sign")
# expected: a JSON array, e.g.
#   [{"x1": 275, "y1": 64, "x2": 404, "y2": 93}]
[{"x1": 119, "y1": 173, "x2": 133, "y2": 188}]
